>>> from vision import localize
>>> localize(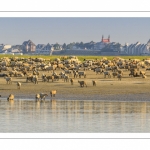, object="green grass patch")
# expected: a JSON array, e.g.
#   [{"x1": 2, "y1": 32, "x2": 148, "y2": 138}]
[{"x1": 0, "y1": 54, "x2": 150, "y2": 62}]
